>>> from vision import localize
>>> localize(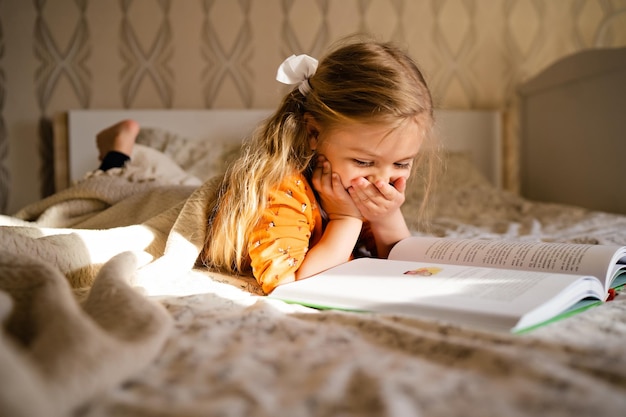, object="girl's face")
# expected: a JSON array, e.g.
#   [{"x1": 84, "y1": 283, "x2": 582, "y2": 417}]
[{"x1": 308, "y1": 118, "x2": 423, "y2": 189}]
